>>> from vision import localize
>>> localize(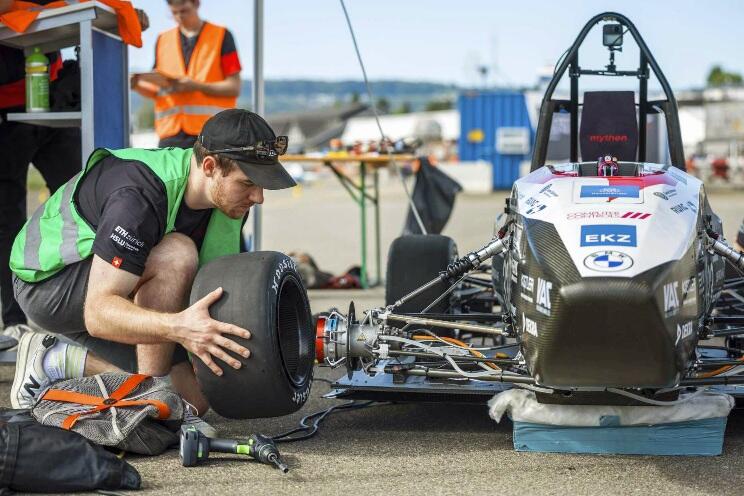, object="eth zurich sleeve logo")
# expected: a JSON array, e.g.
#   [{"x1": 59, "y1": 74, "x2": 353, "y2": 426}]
[{"x1": 583, "y1": 250, "x2": 634, "y2": 272}]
